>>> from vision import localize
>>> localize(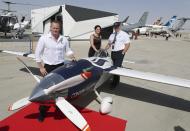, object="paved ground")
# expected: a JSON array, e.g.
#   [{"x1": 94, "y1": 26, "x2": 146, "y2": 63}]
[{"x1": 0, "y1": 36, "x2": 190, "y2": 131}]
